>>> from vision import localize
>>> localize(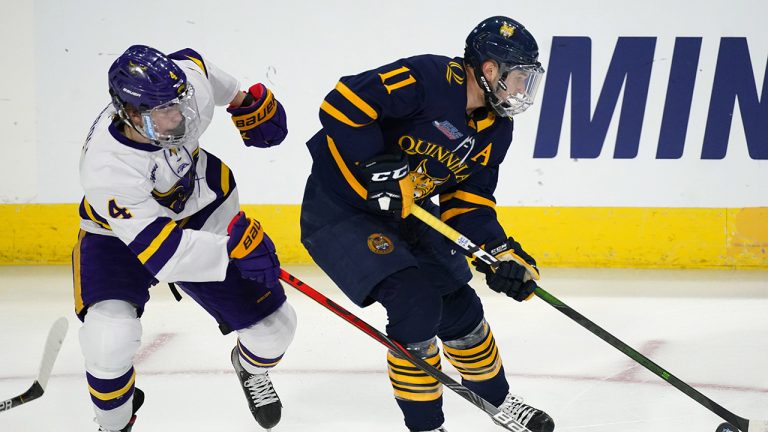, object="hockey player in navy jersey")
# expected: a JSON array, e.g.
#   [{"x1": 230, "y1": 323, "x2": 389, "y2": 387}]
[
  {"x1": 74, "y1": 45, "x2": 294, "y2": 431},
  {"x1": 300, "y1": 16, "x2": 554, "y2": 432}
]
